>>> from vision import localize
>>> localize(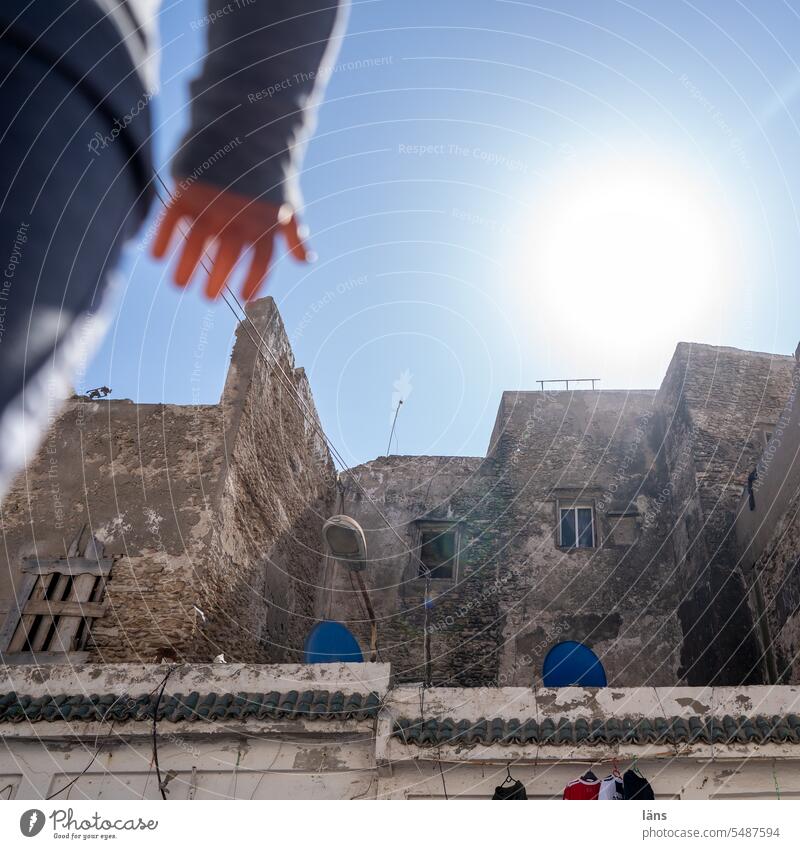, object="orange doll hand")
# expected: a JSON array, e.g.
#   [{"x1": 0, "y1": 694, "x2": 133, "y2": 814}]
[{"x1": 151, "y1": 181, "x2": 309, "y2": 301}]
